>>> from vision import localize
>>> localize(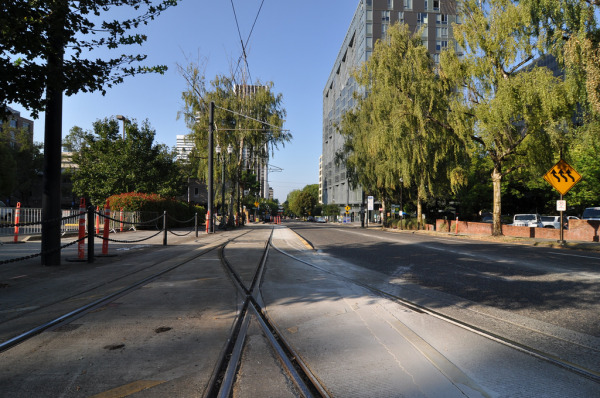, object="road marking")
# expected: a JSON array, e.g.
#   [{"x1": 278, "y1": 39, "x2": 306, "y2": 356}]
[{"x1": 88, "y1": 380, "x2": 165, "y2": 398}]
